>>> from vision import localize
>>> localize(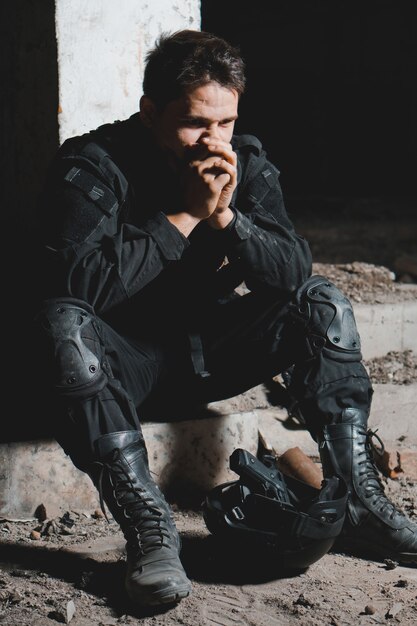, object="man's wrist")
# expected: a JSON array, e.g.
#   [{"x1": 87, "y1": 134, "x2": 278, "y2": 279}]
[
  {"x1": 166, "y1": 212, "x2": 201, "y2": 237},
  {"x1": 207, "y1": 207, "x2": 235, "y2": 230}
]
